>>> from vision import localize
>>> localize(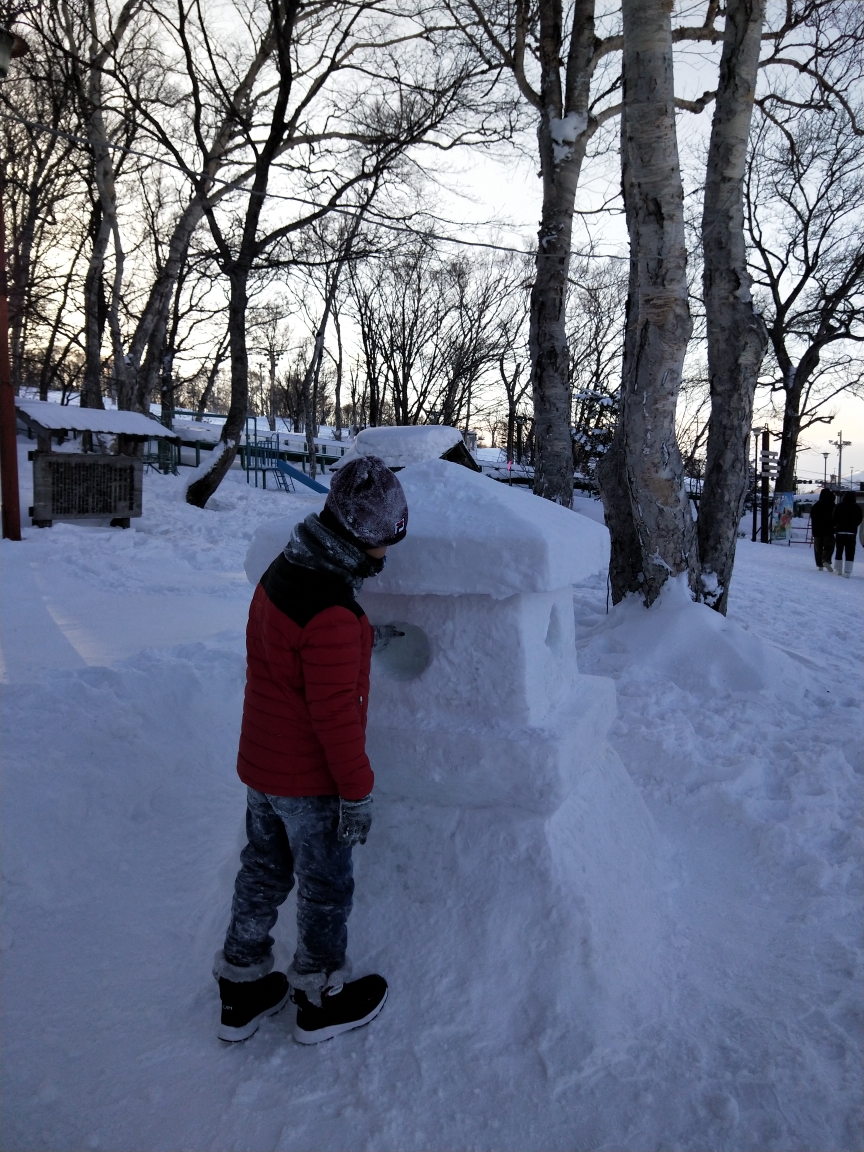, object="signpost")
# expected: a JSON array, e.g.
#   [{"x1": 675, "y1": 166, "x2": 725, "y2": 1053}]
[
  {"x1": 830, "y1": 431, "x2": 851, "y2": 490},
  {"x1": 759, "y1": 428, "x2": 777, "y2": 544}
]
